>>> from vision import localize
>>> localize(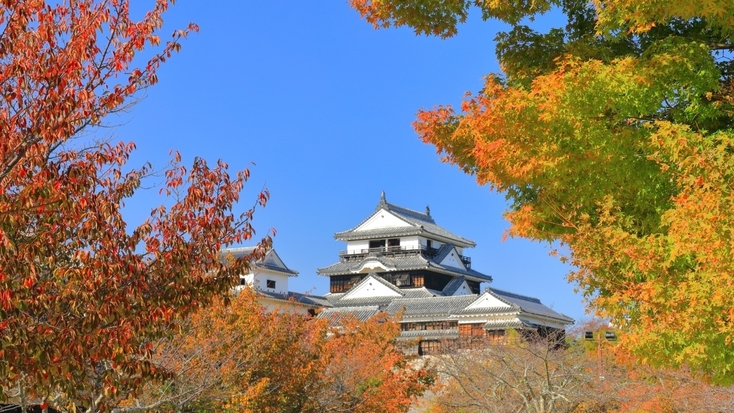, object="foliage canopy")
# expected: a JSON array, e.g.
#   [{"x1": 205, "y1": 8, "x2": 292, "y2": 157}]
[
  {"x1": 125, "y1": 289, "x2": 434, "y2": 413},
  {"x1": 351, "y1": 0, "x2": 734, "y2": 382},
  {"x1": 0, "y1": 0, "x2": 270, "y2": 408}
]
